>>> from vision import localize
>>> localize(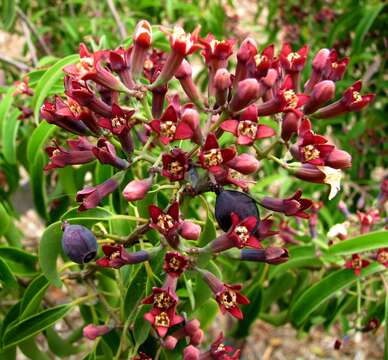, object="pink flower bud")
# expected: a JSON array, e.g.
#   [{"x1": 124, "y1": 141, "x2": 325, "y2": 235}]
[
  {"x1": 304, "y1": 80, "x2": 335, "y2": 114},
  {"x1": 175, "y1": 60, "x2": 202, "y2": 107},
  {"x1": 163, "y1": 335, "x2": 178, "y2": 350},
  {"x1": 237, "y1": 37, "x2": 257, "y2": 63},
  {"x1": 325, "y1": 149, "x2": 352, "y2": 169},
  {"x1": 180, "y1": 221, "x2": 201, "y2": 240},
  {"x1": 83, "y1": 324, "x2": 110, "y2": 340},
  {"x1": 183, "y1": 345, "x2": 200, "y2": 360},
  {"x1": 175, "y1": 59, "x2": 193, "y2": 79},
  {"x1": 181, "y1": 108, "x2": 202, "y2": 144},
  {"x1": 281, "y1": 109, "x2": 302, "y2": 142},
  {"x1": 122, "y1": 178, "x2": 152, "y2": 201},
  {"x1": 228, "y1": 78, "x2": 262, "y2": 113},
  {"x1": 184, "y1": 319, "x2": 200, "y2": 336},
  {"x1": 312, "y1": 48, "x2": 330, "y2": 72},
  {"x1": 226, "y1": 153, "x2": 260, "y2": 175},
  {"x1": 214, "y1": 68, "x2": 232, "y2": 106},
  {"x1": 190, "y1": 329, "x2": 204, "y2": 346}
]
